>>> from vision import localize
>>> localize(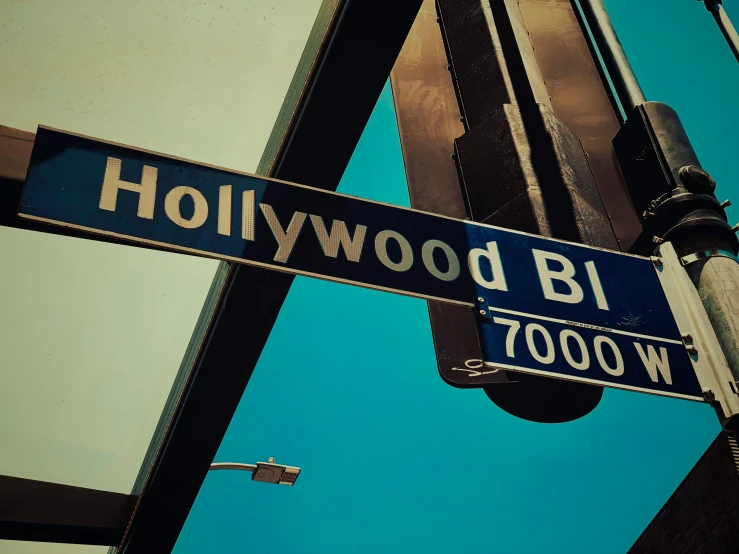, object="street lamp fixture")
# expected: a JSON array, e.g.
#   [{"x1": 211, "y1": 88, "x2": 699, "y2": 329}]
[{"x1": 209, "y1": 457, "x2": 301, "y2": 486}]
